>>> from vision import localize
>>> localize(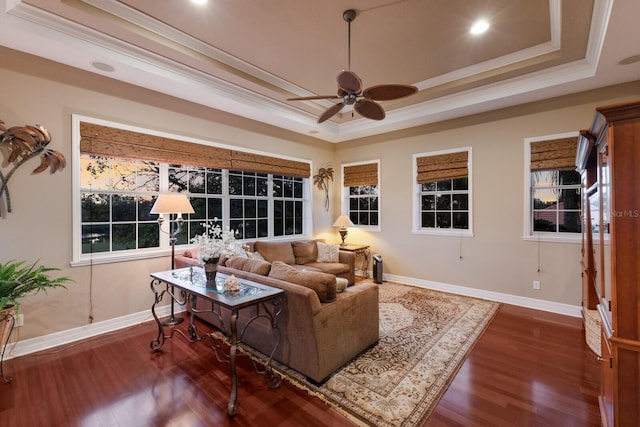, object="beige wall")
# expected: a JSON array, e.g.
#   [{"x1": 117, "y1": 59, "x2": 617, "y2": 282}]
[
  {"x1": 334, "y1": 82, "x2": 640, "y2": 307},
  {"x1": 2, "y1": 46, "x2": 639, "y2": 343},
  {"x1": 0, "y1": 48, "x2": 336, "y2": 340}
]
